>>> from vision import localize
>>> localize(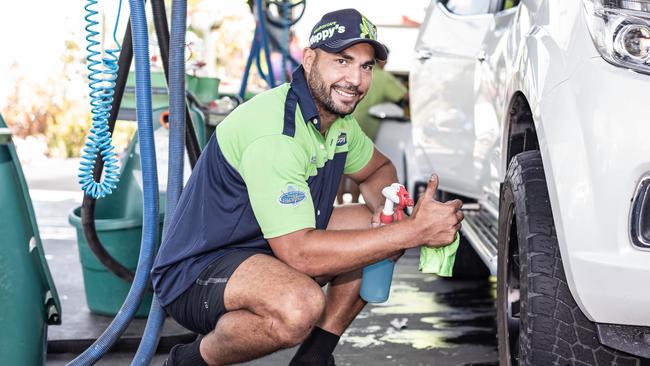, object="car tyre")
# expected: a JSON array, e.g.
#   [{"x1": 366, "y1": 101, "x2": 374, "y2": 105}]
[{"x1": 497, "y1": 151, "x2": 643, "y2": 365}]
